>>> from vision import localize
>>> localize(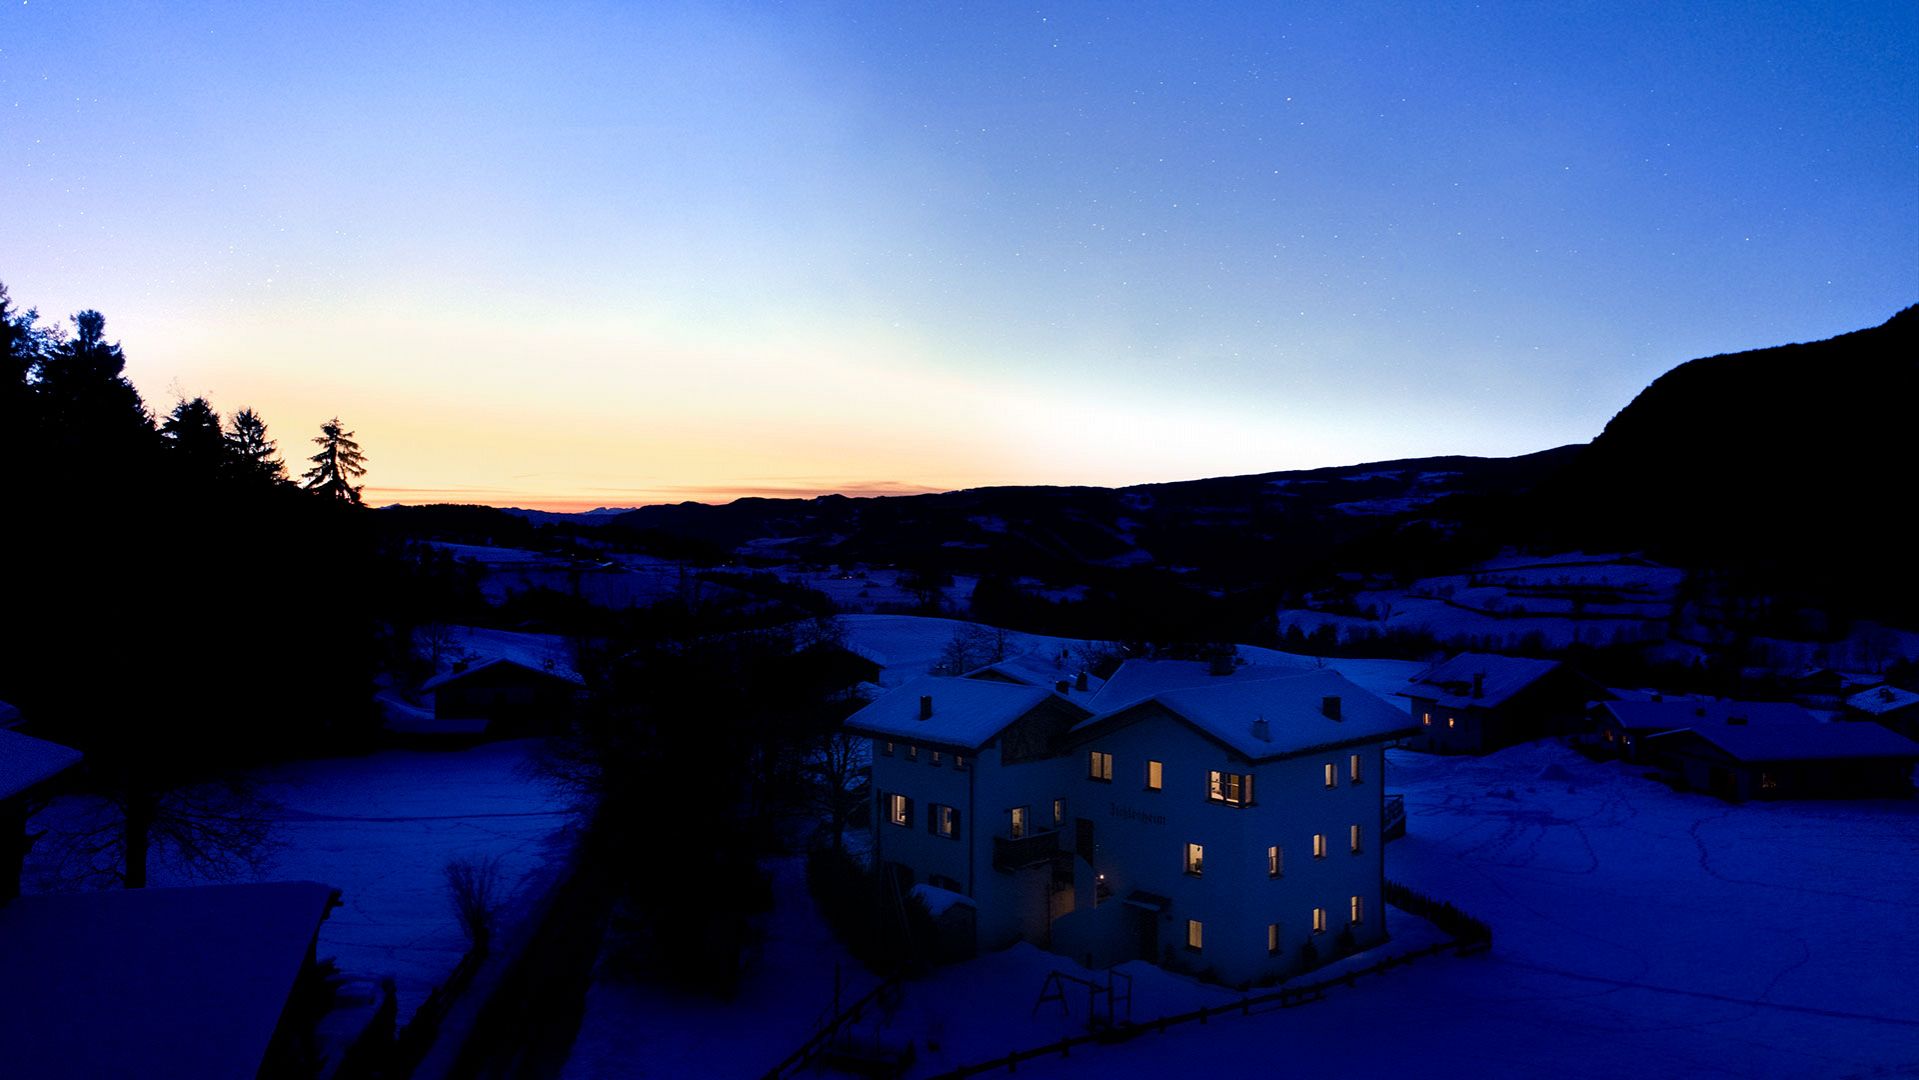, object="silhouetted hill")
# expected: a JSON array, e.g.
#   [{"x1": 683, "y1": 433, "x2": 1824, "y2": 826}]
[{"x1": 1538, "y1": 305, "x2": 1919, "y2": 615}]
